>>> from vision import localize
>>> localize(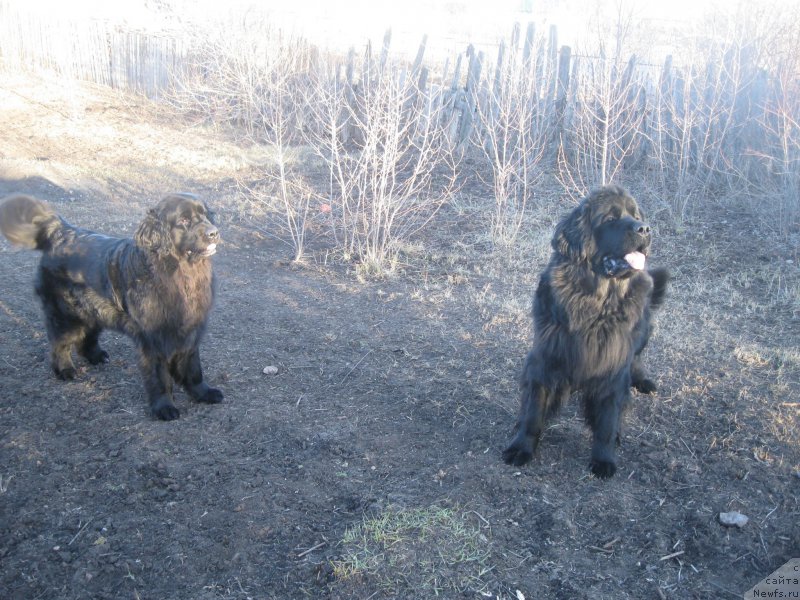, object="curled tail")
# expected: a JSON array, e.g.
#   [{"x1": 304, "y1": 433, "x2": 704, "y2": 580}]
[
  {"x1": 0, "y1": 194, "x2": 61, "y2": 250},
  {"x1": 648, "y1": 267, "x2": 669, "y2": 310}
]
